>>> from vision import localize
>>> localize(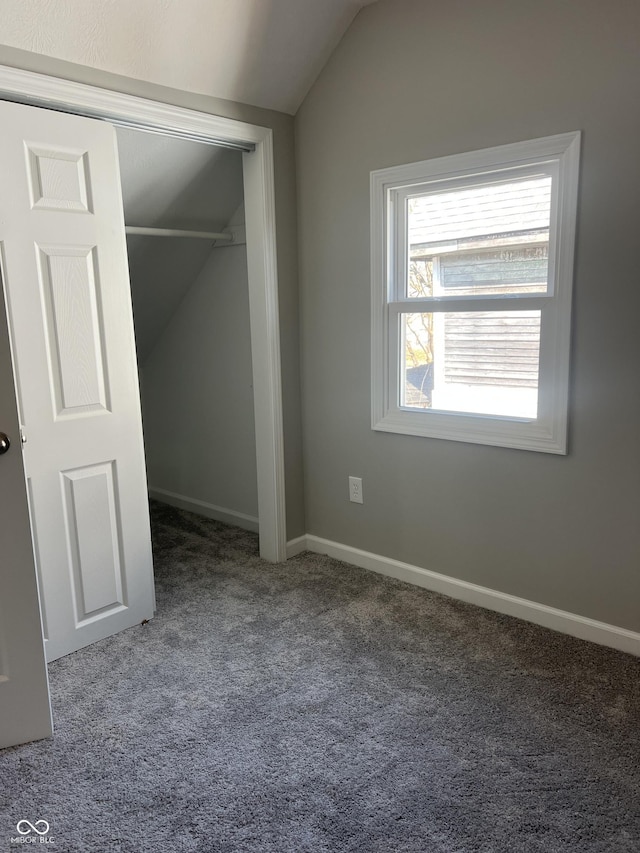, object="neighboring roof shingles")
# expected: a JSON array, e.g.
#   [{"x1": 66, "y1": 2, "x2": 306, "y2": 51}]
[{"x1": 409, "y1": 177, "x2": 551, "y2": 246}]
